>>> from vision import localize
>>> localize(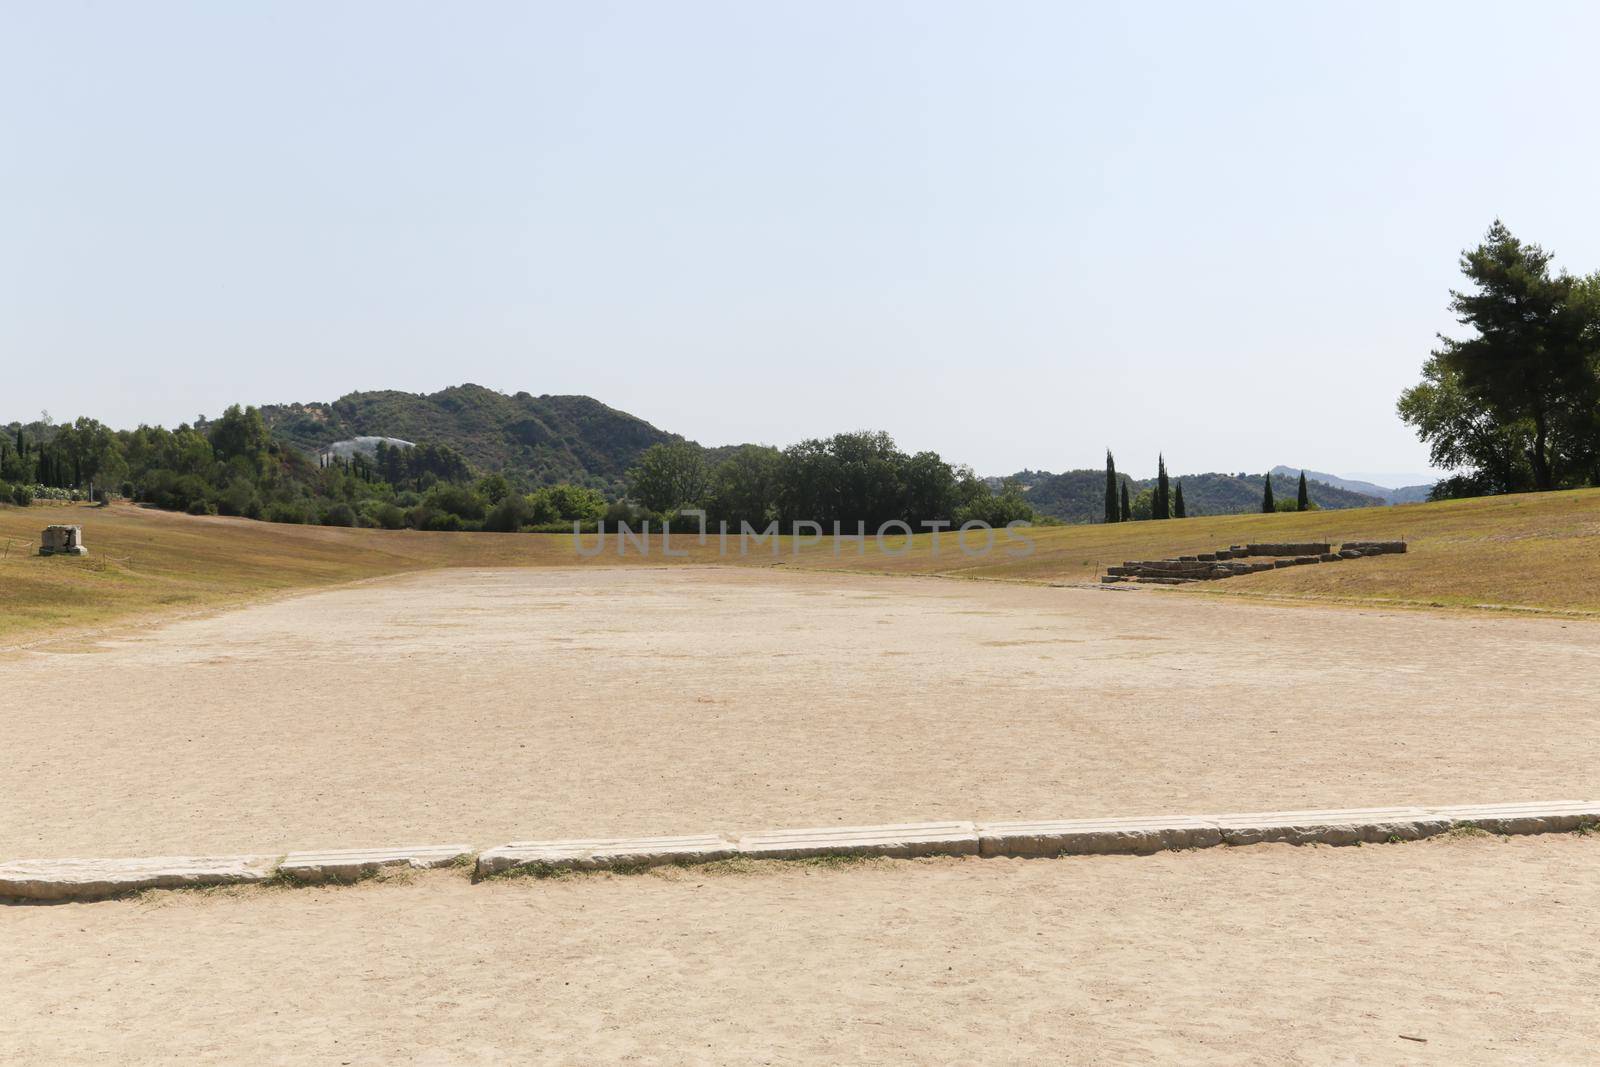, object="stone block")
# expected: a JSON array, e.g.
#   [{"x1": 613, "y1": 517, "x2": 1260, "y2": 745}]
[
  {"x1": 278, "y1": 844, "x2": 471, "y2": 883},
  {"x1": 1427, "y1": 801, "x2": 1600, "y2": 835},
  {"x1": 0, "y1": 855, "x2": 277, "y2": 901},
  {"x1": 1320, "y1": 552, "x2": 1339, "y2": 562},
  {"x1": 476, "y1": 834, "x2": 736, "y2": 876},
  {"x1": 1214, "y1": 807, "x2": 1447, "y2": 847},
  {"x1": 737, "y1": 821, "x2": 978, "y2": 860},
  {"x1": 977, "y1": 816, "x2": 1222, "y2": 857}
]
